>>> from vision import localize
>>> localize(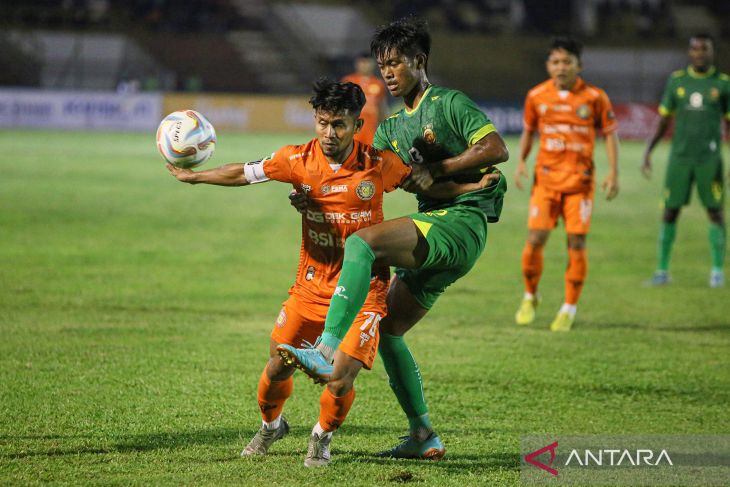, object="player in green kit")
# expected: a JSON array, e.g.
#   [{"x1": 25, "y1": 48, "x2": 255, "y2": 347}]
[
  {"x1": 278, "y1": 16, "x2": 509, "y2": 459},
  {"x1": 642, "y1": 33, "x2": 730, "y2": 287}
]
